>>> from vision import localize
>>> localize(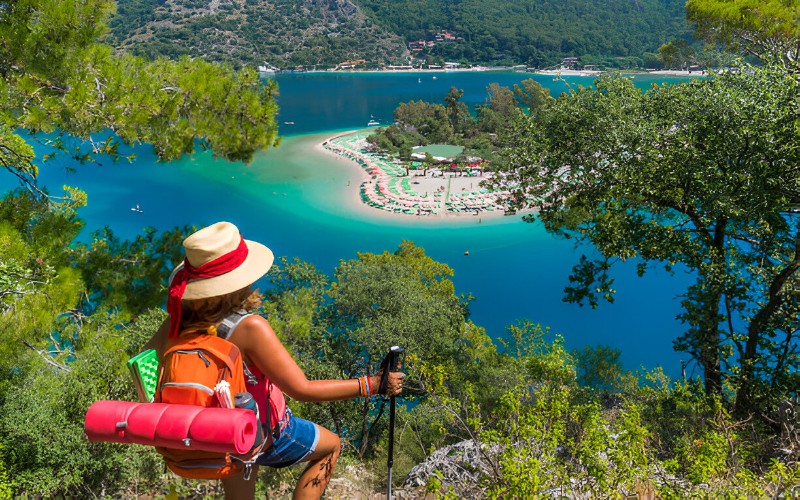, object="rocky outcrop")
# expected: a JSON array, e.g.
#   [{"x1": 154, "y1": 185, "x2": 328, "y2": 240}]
[{"x1": 403, "y1": 440, "x2": 494, "y2": 499}]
